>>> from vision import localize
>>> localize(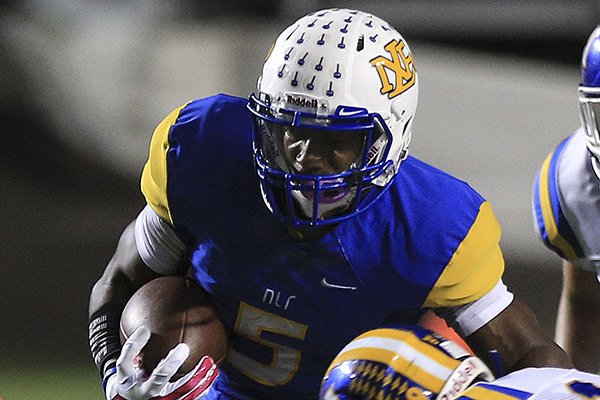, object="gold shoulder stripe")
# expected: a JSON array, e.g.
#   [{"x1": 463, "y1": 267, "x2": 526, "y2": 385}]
[
  {"x1": 424, "y1": 202, "x2": 504, "y2": 307},
  {"x1": 459, "y1": 385, "x2": 523, "y2": 400},
  {"x1": 537, "y1": 150, "x2": 577, "y2": 260},
  {"x1": 140, "y1": 103, "x2": 189, "y2": 224}
]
